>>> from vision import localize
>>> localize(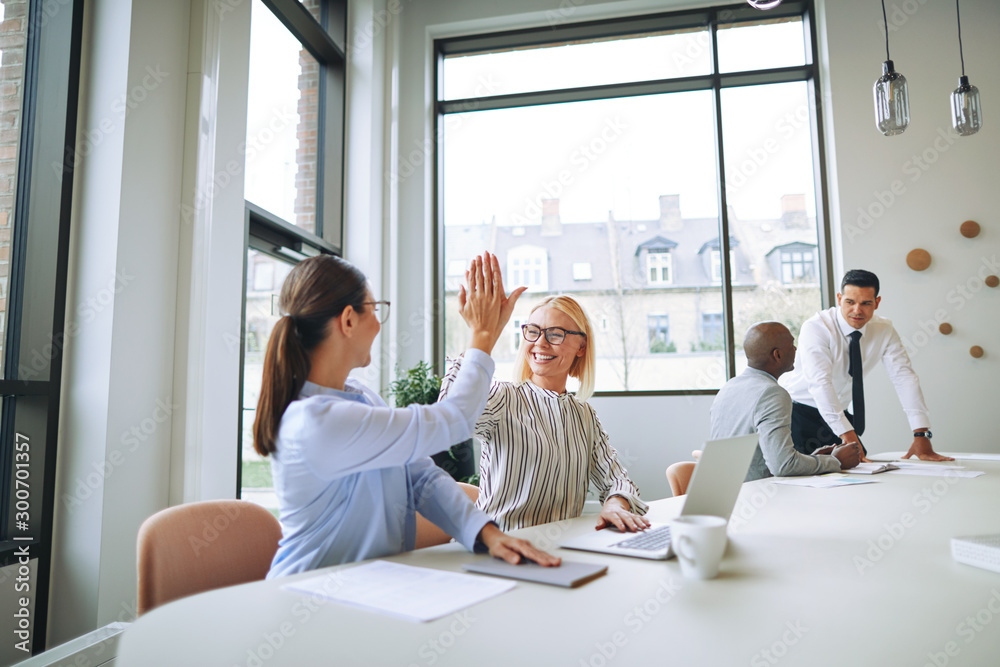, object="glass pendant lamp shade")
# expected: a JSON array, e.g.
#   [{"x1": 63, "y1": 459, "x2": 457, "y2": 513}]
[
  {"x1": 747, "y1": 0, "x2": 783, "y2": 8},
  {"x1": 951, "y1": 76, "x2": 982, "y2": 135},
  {"x1": 950, "y1": 2, "x2": 983, "y2": 137},
  {"x1": 874, "y1": 60, "x2": 909, "y2": 136}
]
